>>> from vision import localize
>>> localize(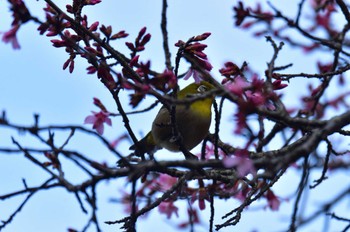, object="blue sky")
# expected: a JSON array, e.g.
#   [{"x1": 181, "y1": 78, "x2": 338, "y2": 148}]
[{"x1": 1, "y1": 1, "x2": 349, "y2": 231}]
